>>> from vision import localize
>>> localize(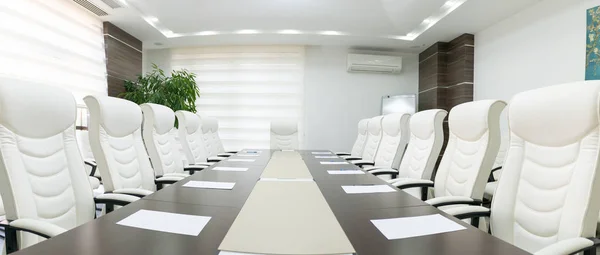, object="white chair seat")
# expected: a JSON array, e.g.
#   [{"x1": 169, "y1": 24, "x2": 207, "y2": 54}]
[{"x1": 484, "y1": 181, "x2": 497, "y2": 199}]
